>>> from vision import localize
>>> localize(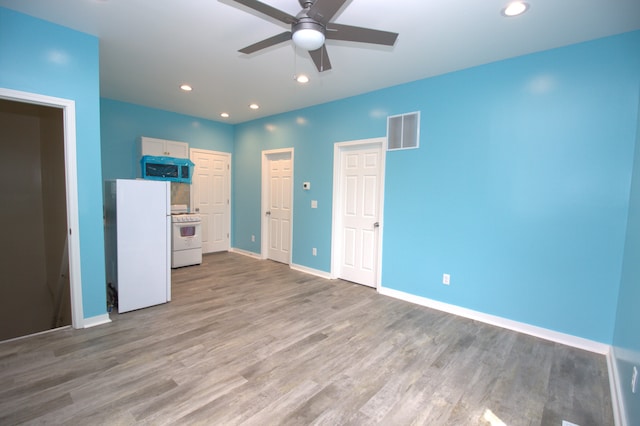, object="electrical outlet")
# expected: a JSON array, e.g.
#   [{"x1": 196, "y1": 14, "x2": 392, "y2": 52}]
[
  {"x1": 443, "y1": 273, "x2": 450, "y2": 285},
  {"x1": 251, "y1": 235, "x2": 255, "y2": 242},
  {"x1": 632, "y1": 366, "x2": 638, "y2": 394},
  {"x1": 312, "y1": 248, "x2": 317, "y2": 256}
]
